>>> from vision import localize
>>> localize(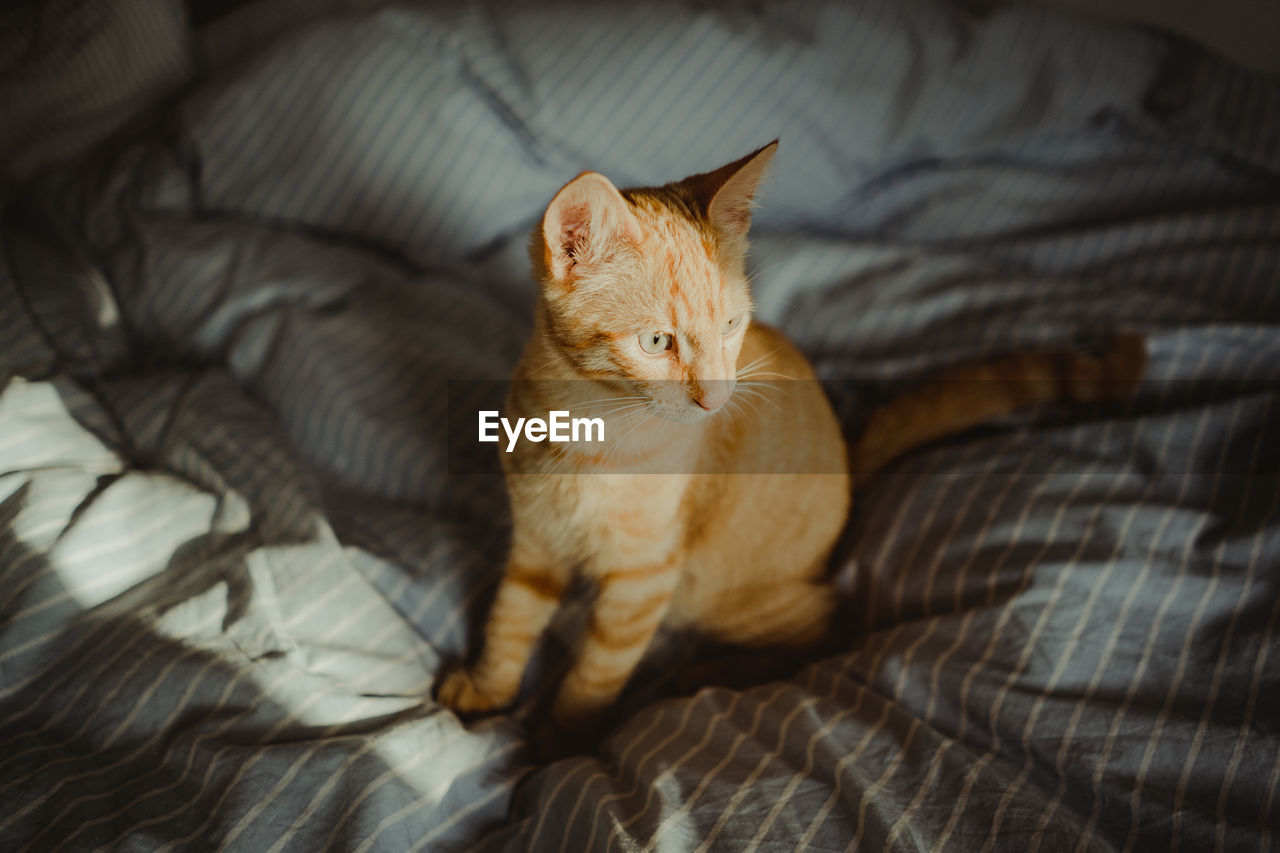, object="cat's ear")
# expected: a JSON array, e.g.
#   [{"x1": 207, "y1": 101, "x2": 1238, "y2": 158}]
[
  {"x1": 541, "y1": 172, "x2": 643, "y2": 282},
  {"x1": 689, "y1": 140, "x2": 778, "y2": 239}
]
